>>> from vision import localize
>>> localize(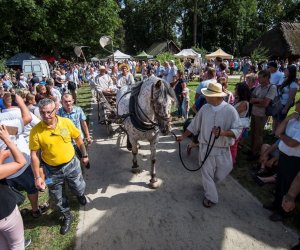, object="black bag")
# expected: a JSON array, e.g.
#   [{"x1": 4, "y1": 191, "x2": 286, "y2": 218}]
[
  {"x1": 10, "y1": 186, "x2": 25, "y2": 206},
  {"x1": 265, "y1": 86, "x2": 282, "y2": 117},
  {"x1": 68, "y1": 81, "x2": 77, "y2": 91}
]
